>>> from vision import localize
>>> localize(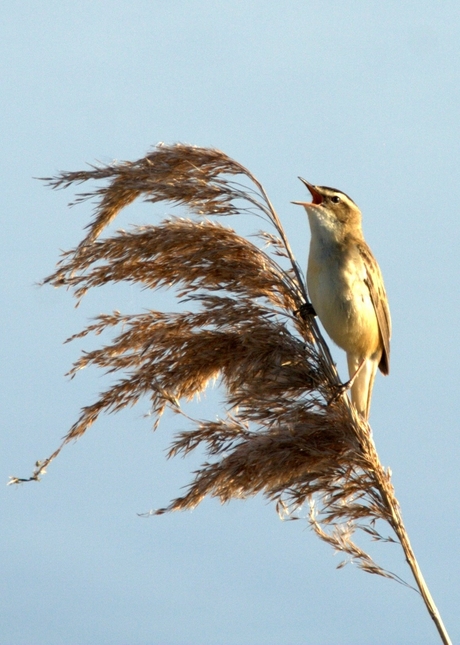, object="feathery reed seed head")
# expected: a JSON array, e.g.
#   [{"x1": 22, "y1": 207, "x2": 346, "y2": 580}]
[{"x1": 14, "y1": 144, "x2": 421, "y2": 593}]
